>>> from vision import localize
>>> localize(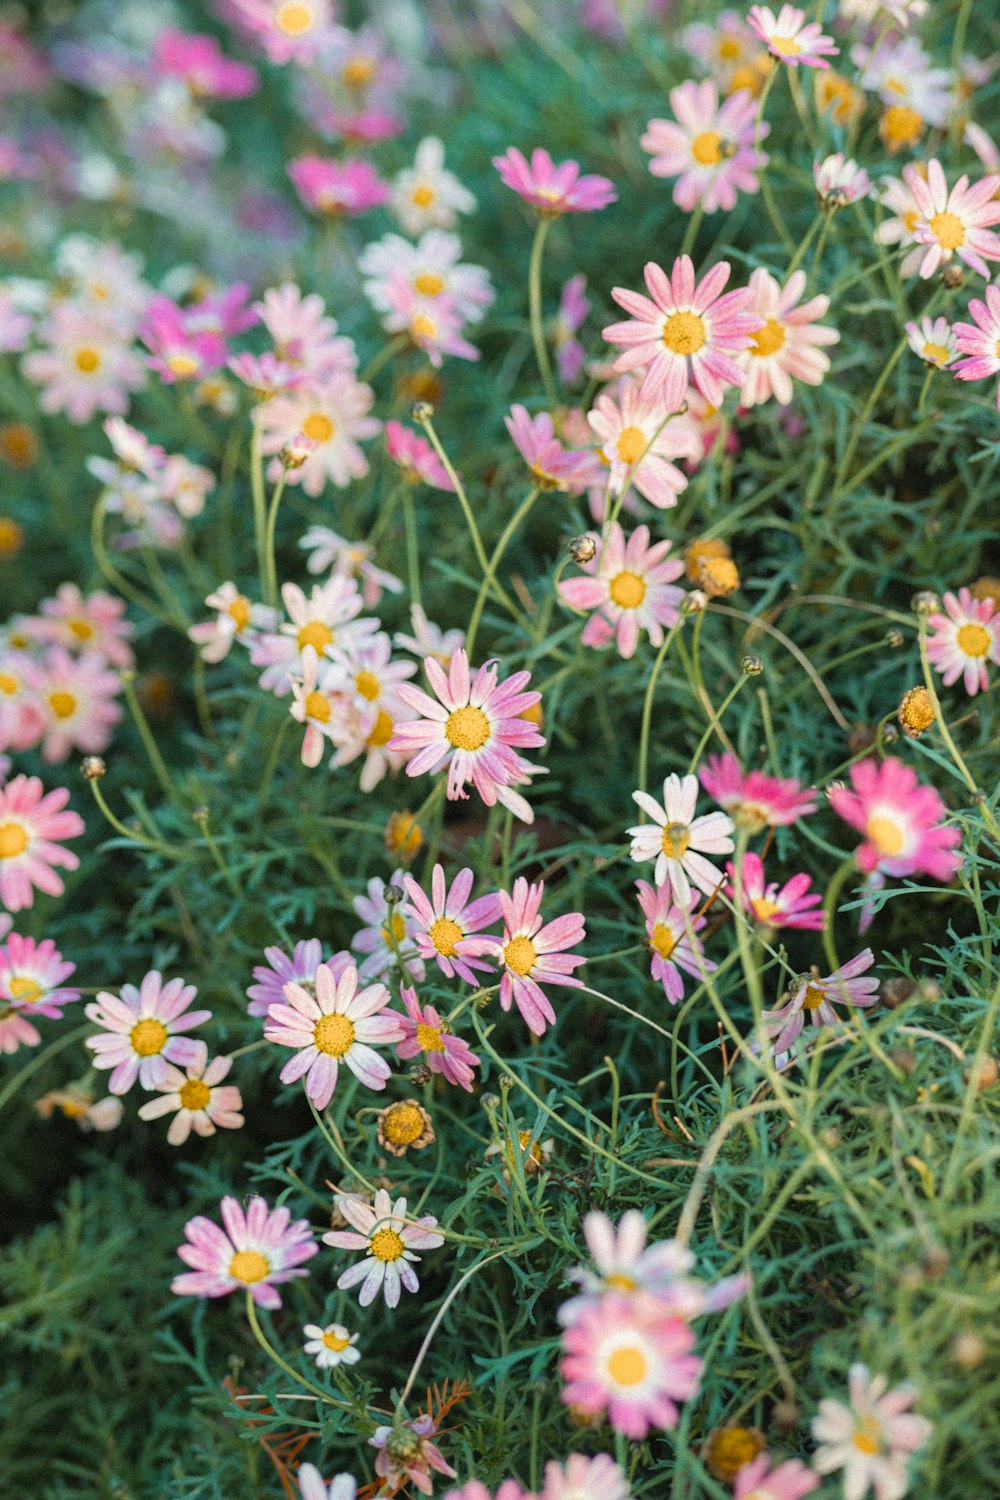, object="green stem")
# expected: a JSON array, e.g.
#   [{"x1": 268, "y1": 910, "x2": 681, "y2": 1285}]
[
  {"x1": 637, "y1": 619, "x2": 684, "y2": 794},
  {"x1": 121, "y1": 673, "x2": 181, "y2": 805},
  {"x1": 822, "y1": 856, "x2": 857, "y2": 974},
  {"x1": 244, "y1": 1294, "x2": 344, "y2": 1408},
  {"x1": 679, "y1": 202, "x2": 705, "y2": 260},
  {"x1": 262, "y1": 466, "x2": 289, "y2": 612},
  {"x1": 403, "y1": 489, "x2": 422, "y2": 608},
  {"x1": 785, "y1": 210, "x2": 823, "y2": 277},
  {"x1": 250, "y1": 417, "x2": 268, "y2": 603},
  {"x1": 918, "y1": 622, "x2": 1000, "y2": 841},
  {"x1": 87, "y1": 778, "x2": 186, "y2": 859},
  {"x1": 527, "y1": 216, "x2": 557, "y2": 407},
  {"x1": 834, "y1": 332, "x2": 910, "y2": 492},
  {"x1": 0, "y1": 1022, "x2": 92, "y2": 1114},
  {"x1": 466, "y1": 487, "x2": 541, "y2": 659},
  {"x1": 686, "y1": 671, "x2": 750, "y2": 774}
]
